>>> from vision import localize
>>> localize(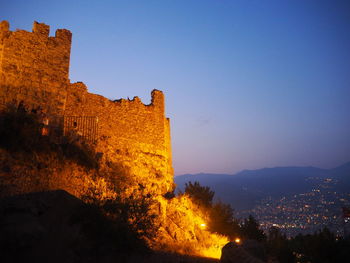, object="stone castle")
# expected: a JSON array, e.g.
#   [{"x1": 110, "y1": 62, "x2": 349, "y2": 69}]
[
  {"x1": 0, "y1": 21, "x2": 233, "y2": 259},
  {"x1": 0, "y1": 20, "x2": 174, "y2": 196}
]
